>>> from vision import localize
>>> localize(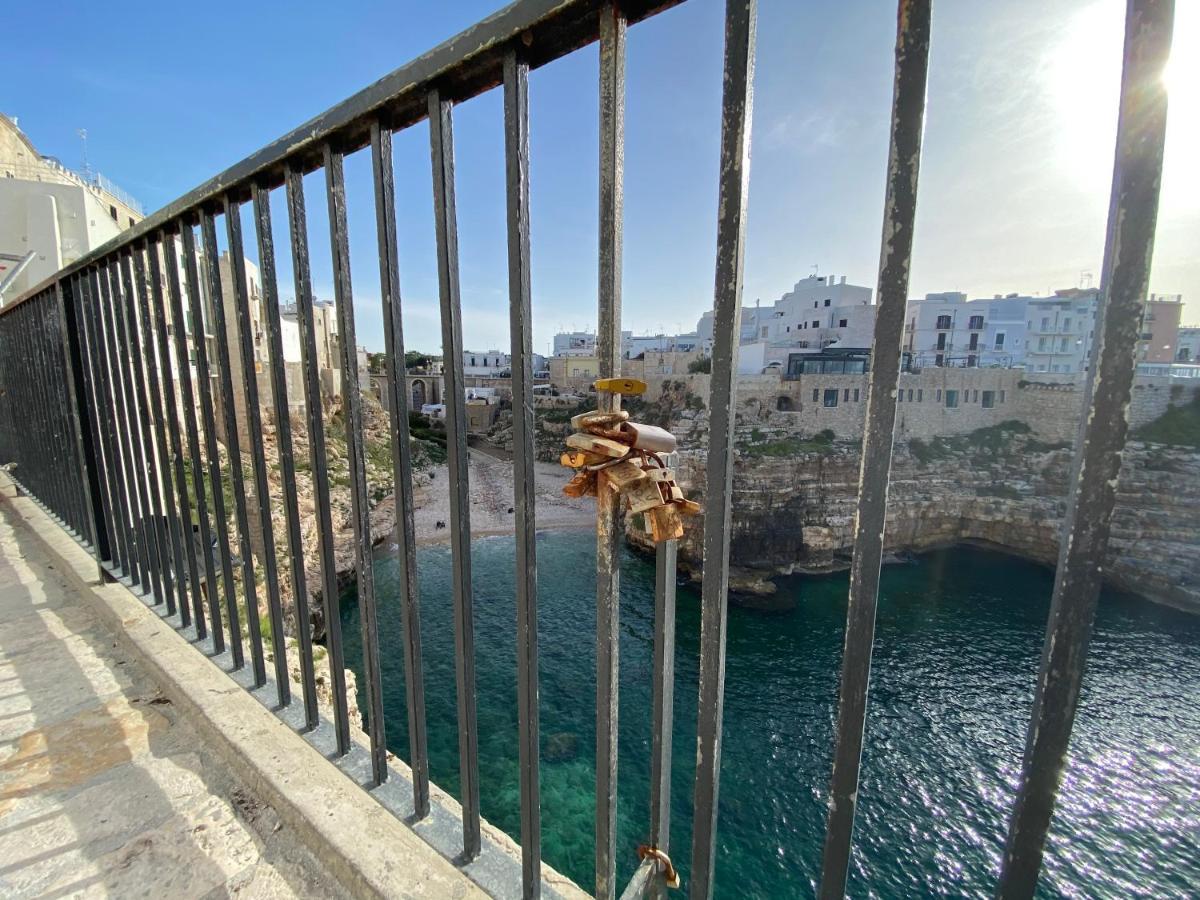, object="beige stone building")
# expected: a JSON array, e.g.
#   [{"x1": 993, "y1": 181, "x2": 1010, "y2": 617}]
[{"x1": 1, "y1": 114, "x2": 143, "y2": 302}]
